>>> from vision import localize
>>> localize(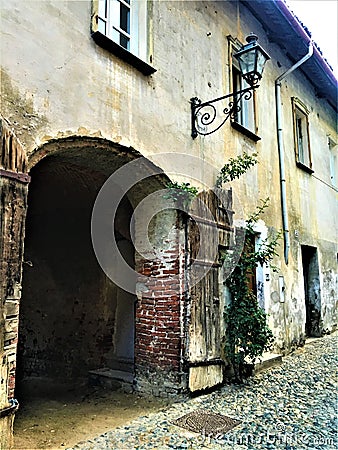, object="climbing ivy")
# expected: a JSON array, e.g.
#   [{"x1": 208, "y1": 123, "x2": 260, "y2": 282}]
[{"x1": 223, "y1": 198, "x2": 281, "y2": 383}]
